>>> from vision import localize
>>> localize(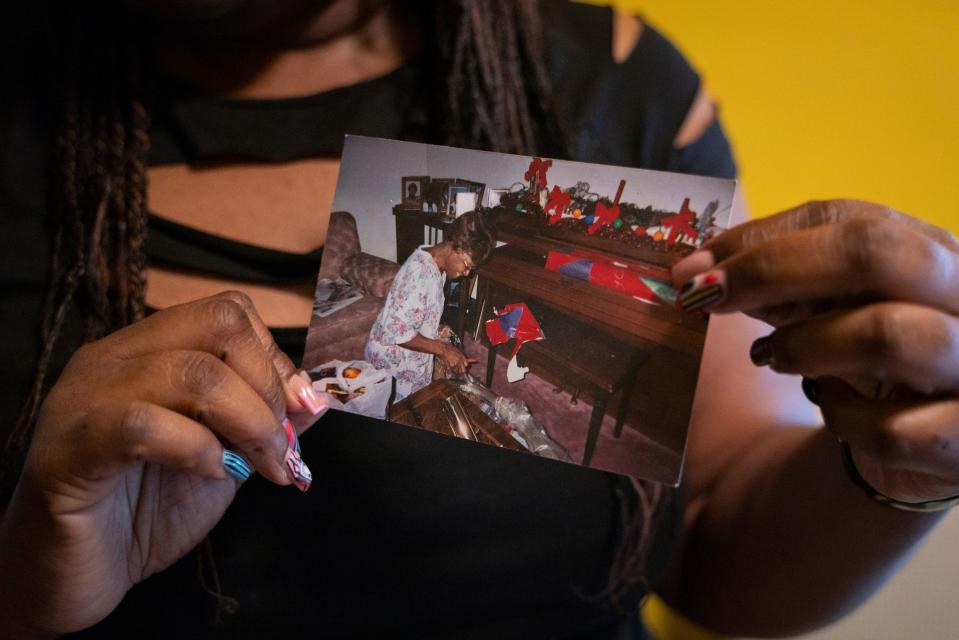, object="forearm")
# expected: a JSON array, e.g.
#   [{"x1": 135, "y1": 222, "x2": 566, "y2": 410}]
[
  {"x1": 399, "y1": 333, "x2": 446, "y2": 356},
  {"x1": 669, "y1": 426, "x2": 944, "y2": 637}
]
